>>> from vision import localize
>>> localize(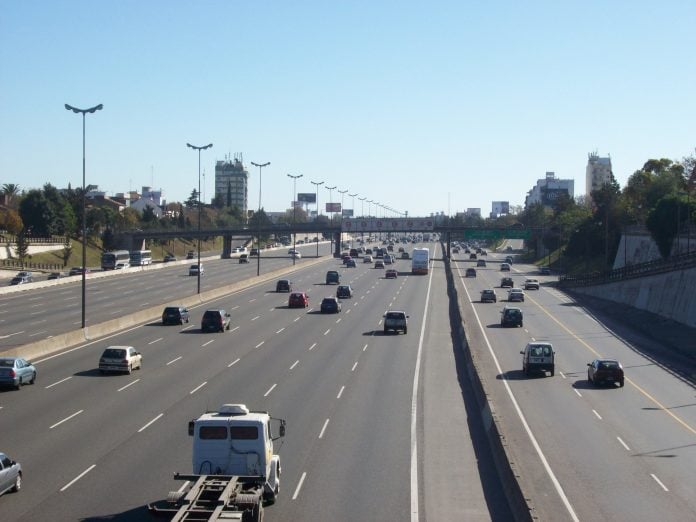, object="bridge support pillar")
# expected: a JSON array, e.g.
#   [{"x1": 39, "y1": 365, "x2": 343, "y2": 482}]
[
  {"x1": 221, "y1": 234, "x2": 232, "y2": 259},
  {"x1": 334, "y1": 232, "x2": 342, "y2": 257}
]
